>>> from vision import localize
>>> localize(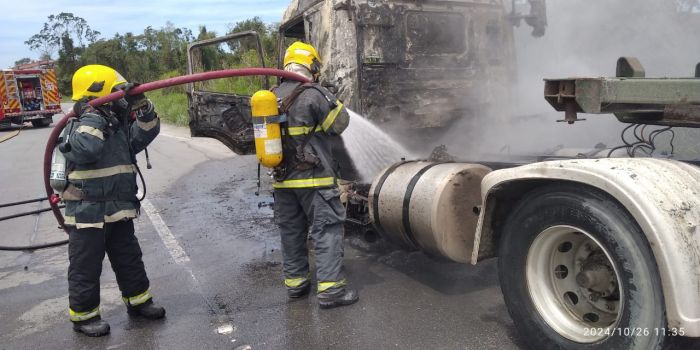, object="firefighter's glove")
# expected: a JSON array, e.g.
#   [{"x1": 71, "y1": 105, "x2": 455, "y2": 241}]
[
  {"x1": 120, "y1": 82, "x2": 149, "y2": 111},
  {"x1": 135, "y1": 99, "x2": 156, "y2": 122}
]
